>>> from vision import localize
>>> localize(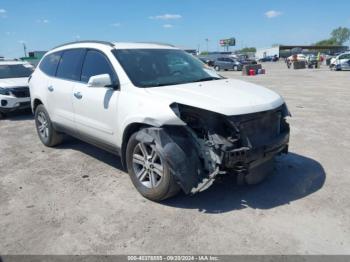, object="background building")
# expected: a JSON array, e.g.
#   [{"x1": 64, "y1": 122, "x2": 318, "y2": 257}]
[{"x1": 256, "y1": 45, "x2": 348, "y2": 59}]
